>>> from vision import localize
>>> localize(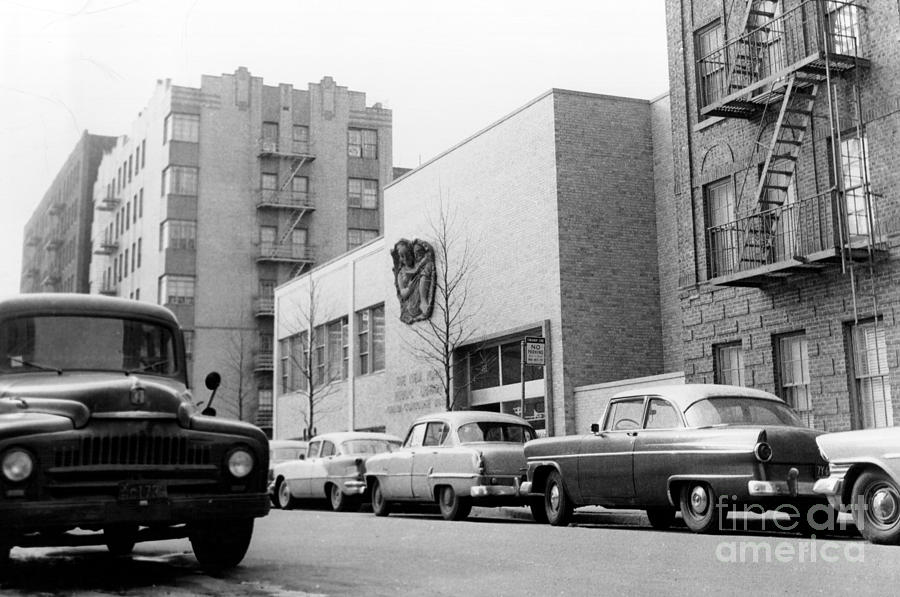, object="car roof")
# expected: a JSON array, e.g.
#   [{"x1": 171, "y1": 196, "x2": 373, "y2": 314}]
[
  {"x1": 610, "y1": 384, "x2": 783, "y2": 410},
  {"x1": 0, "y1": 293, "x2": 179, "y2": 326},
  {"x1": 308, "y1": 431, "x2": 402, "y2": 444},
  {"x1": 269, "y1": 440, "x2": 308, "y2": 449},
  {"x1": 411, "y1": 410, "x2": 531, "y2": 427}
]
